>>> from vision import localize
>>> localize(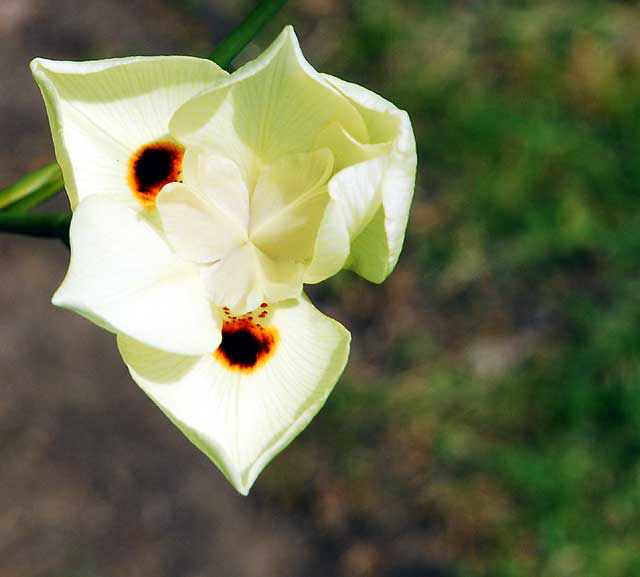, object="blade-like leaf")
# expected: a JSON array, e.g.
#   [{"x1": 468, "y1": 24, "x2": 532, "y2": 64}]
[
  {"x1": 0, "y1": 163, "x2": 63, "y2": 211},
  {"x1": 0, "y1": 212, "x2": 71, "y2": 245}
]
